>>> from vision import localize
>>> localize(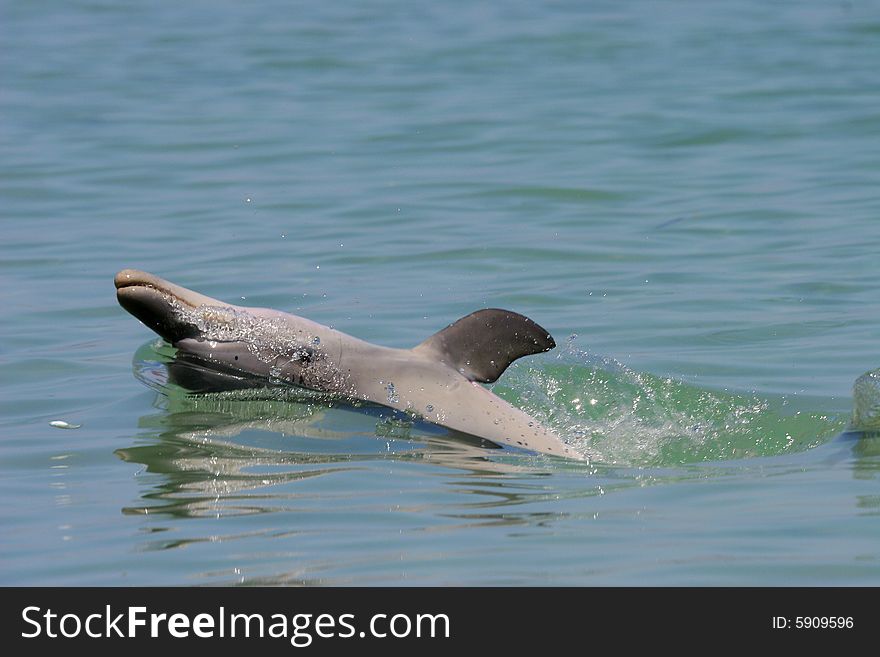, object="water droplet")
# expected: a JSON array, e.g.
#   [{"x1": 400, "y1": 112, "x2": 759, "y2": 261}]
[
  {"x1": 385, "y1": 382, "x2": 399, "y2": 404},
  {"x1": 313, "y1": 336, "x2": 321, "y2": 345},
  {"x1": 425, "y1": 404, "x2": 434, "y2": 413}
]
